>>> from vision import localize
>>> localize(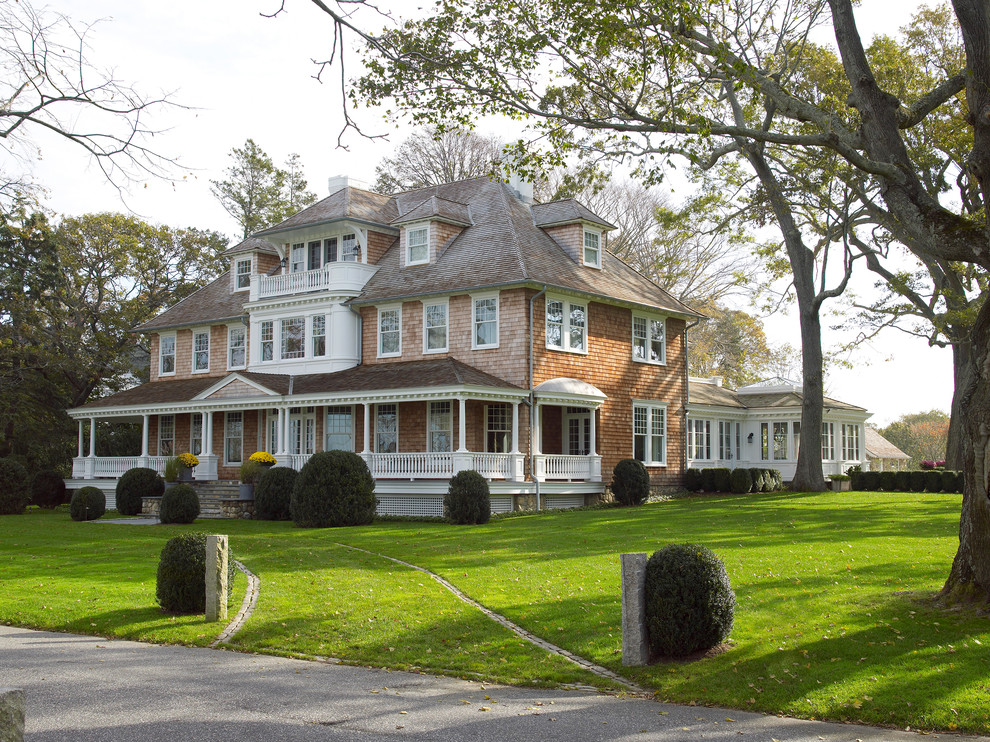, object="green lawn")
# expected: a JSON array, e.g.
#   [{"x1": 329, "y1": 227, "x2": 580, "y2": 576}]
[{"x1": 1, "y1": 491, "x2": 987, "y2": 734}]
